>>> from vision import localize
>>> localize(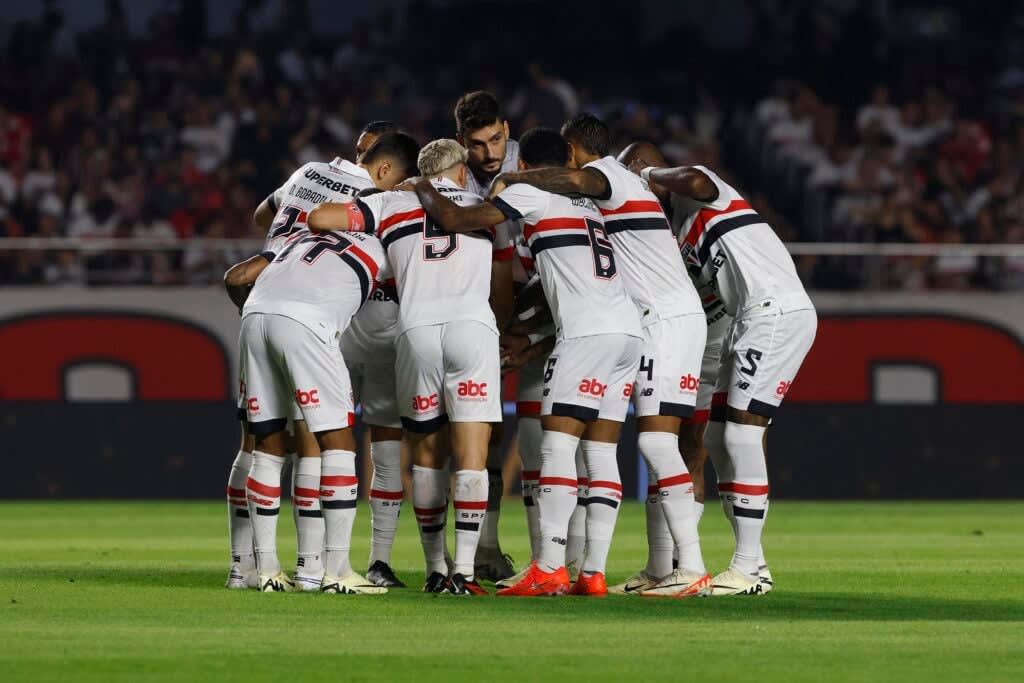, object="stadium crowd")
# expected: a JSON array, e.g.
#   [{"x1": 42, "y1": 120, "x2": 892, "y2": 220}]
[{"x1": 0, "y1": 0, "x2": 1022, "y2": 288}]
